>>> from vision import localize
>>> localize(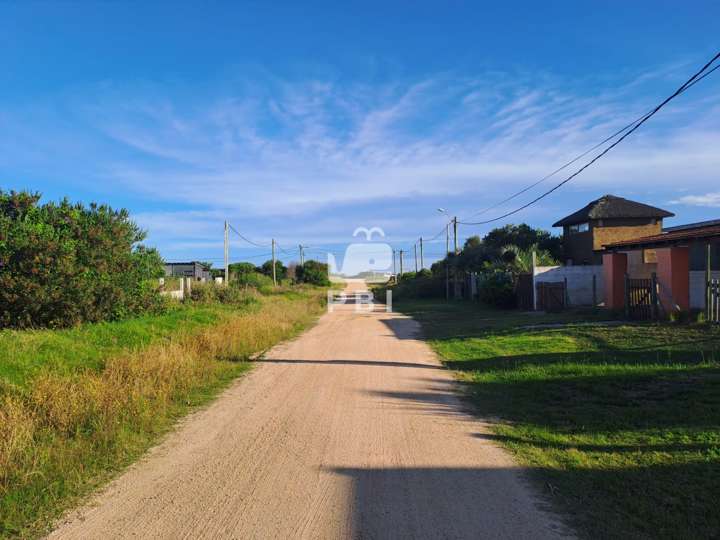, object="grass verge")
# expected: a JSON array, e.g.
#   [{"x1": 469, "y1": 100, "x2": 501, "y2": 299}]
[
  {"x1": 0, "y1": 287, "x2": 326, "y2": 538},
  {"x1": 396, "y1": 299, "x2": 720, "y2": 539}
]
